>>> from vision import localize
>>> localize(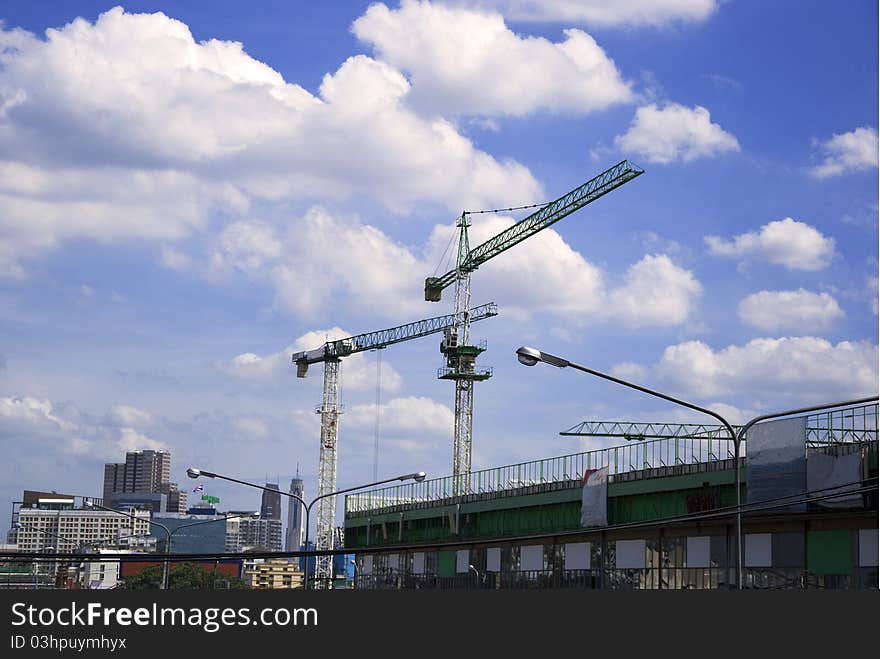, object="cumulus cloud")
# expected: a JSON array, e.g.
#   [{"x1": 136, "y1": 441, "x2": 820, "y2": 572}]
[
  {"x1": 117, "y1": 427, "x2": 167, "y2": 452},
  {"x1": 0, "y1": 7, "x2": 540, "y2": 275},
  {"x1": 202, "y1": 206, "x2": 700, "y2": 327},
  {"x1": 705, "y1": 218, "x2": 836, "y2": 271},
  {"x1": 423, "y1": 217, "x2": 701, "y2": 326},
  {"x1": 347, "y1": 396, "x2": 454, "y2": 436},
  {"x1": 107, "y1": 405, "x2": 154, "y2": 427},
  {"x1": 444, "y1": 0, "x2": 719, "y2": 27},
  {"x1": 810, "y1": 127, "x2": 878, "y2": 178},
  {"x1": 606, "y1": 254, "x2": 701, "y2": 327},
  {"x1": 353, "y1": 1, "x2": 633, "y2": 116},
  {"x1": 614, "y1": 103, "x2": 740, "y2": 164},
  {"x1": 219, "y1": 325, "x2": 404, "y2": 393},
  {"x1": 737, "y1": 289, "x2": 844, "y2": 332},
  {"x1": 0, "y1": 396, "x2": 164, "y2": 458},
  {"x1": 654, "y1": 337, "x2": 878, "y2": 402}
]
